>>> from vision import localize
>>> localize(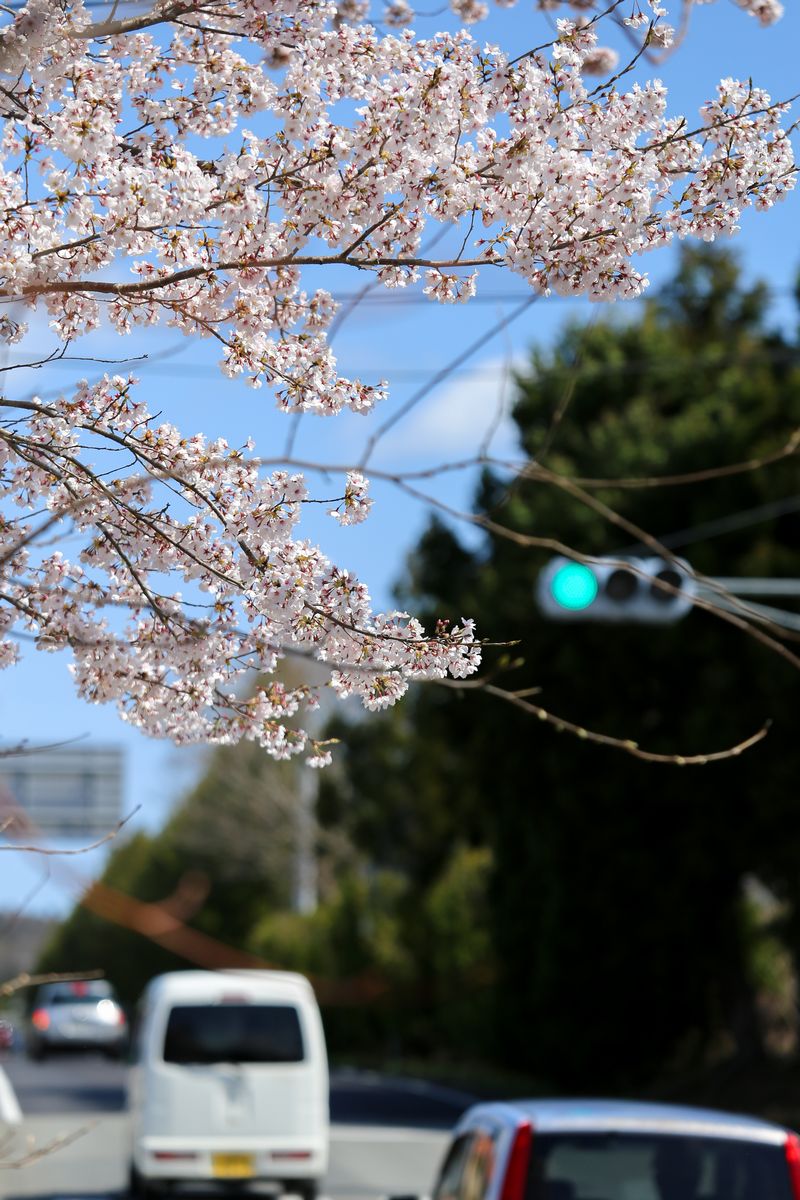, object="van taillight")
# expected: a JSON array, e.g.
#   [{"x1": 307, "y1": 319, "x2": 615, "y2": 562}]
[
  {"x1": 271, "y1": 1151, "x2": 312, "y2": 1160},
  {"x1": 153, "y1": 1152, "x2": 198, "y2": 1161},
  {"x1": 499, "y1": 1121, "x2": 532, "y2": 1200},
  {"x1": 785, "y1": 1133, "x2": 800, "y2": 1197},
  {"x1": 31, "y1": 1009, "x2": 50, "y2": 1031}
]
